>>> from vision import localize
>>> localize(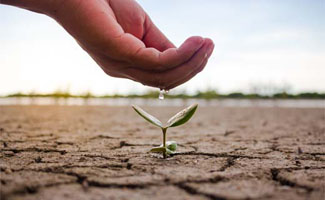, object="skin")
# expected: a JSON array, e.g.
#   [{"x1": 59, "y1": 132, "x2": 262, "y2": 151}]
[{"x1": 1, "y1": 0, "x2": 214, "y2": 89}]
